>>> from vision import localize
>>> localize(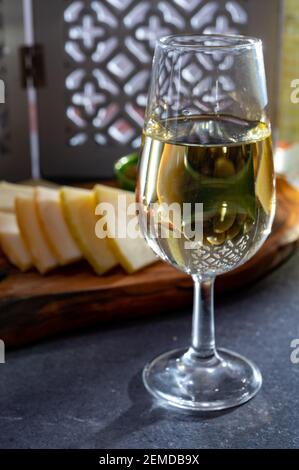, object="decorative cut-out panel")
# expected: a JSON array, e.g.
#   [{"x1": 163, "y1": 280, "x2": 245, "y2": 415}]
[
  {"x1": 33, "y1": 0, "x2": 282, "y2": 178},
  {"x1": 63, "y1": 0, "x2": 249, "y2": 150}
]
